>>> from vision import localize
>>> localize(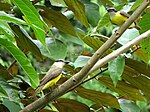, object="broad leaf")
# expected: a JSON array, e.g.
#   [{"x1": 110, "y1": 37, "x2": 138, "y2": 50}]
[
  {"x1": 99, "y1": 76, "x2": 145, "y2": 101},
  {"x1": 38, "y1": 6, "x2": 76, "y2": 36},
  {"x1": 125, "y1": 58, "x2": 150, "y2": 78},
  {"x1": 108, "y1": 55, "x2": 125, "y2": 86},
  {"x1": 49, "y1": 0, "x2": 66, "y2": 7},
  {"x1": 123, "y1": 66, "x2": 150, "y2": 101},
  {"x1": 64, "y1": 0, "x2": 89, "y2": 27},
  {"x1": 73, "y1": 55, "x2": 91, "y2": 68},
  {"x1": 10, "y1": 24, "x2": 43, "y2": 60},
  {"x1": 0, "y1": 38, "x2": 39, "y2": 88},
  {"x1": 0, "y1": 2, "x2": 11, "y2": 11},
  {"x1": 33, "y1": 38, "x2": 67, "y2": 60},
  {"x1": 11, "y1": 0, "x2": 46, "y2": 46},
  {"x1": 54, "y1": 98, "x2": 90, "y2": 112},
  {"x1": 75, "y1": 86, "x2": 120, "y2": 109}
]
